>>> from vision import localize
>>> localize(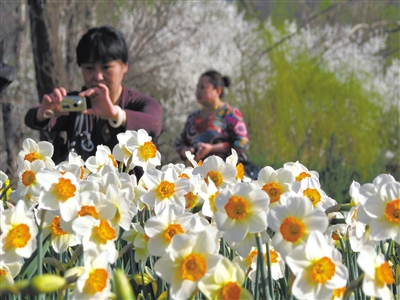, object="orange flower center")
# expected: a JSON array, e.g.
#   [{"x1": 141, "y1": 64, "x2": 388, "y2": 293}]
[
  {"x1": 164, "y1": 224, "x2": 184, "y2": 242},
  {"x1": 280, "y1": 216, "x2": 305, "y2": 242},
  {"x1": 54, "y1": 177, "x2": 76, "y2": 202},
  {"x1": 384, "y1": 199, "x2": 400, "y2": 224},
  {"x1": 181, "y1": 253, "x2": 207, "y2": 281},
  {"x1": 375, "y1": 261, "x2": 395, "y2": 287},
  {"x1": 333, "y1": 286, "x2": 346, "y2": 298},
  {"x1": 157, "y1": 181, "x2": 175, "y2": 199},
  {"x1": 93, "y1": 220, "x2": 116, "y2": 244},
  {"x1": 179, "y1": 173, "x2": 190, "y2": 179},
  {"x1": 262, "y1": 182, "x2": 283, "y2": 204},
  {"x1": 303, "y1": 188, "x2": 321, "y2": 207},
  {"x1": 296, "y1": 172, "x2": 311, "y2": 181},
  {"x1": 225, "y1": 196, "x2": 249, "y2": 220},
  {"x1": 205, "y1": 171, "x2": 223, "y2": 187},
  {"x1": 79, "y1": 166, "x2": 85, "y2": 179},
  {"x1": 0, "y1": 269, "x2": 7, "y2": 276},
  {"x1": 51, "y1": 216, "x2": 68, "y2": 236},
  {"x1": 309, "y1": 256, "x2": 336, "y2": 284},
  {"x1": 236, "y1": 163, "x2": 244, "y2": 181},
  {"x1": 21, "y1": 170, "x2": 36, "y2": 187},
  {"x1": 24, "y1": 152, "x2": 40, "y2": 162},
  {"x1": 269, "y1": 249, "x2": 279, "y2": 264},
  {"x1": 185, "y1": 191, "x2": 198, "y2": 209},
  {"x1": 248, "y1": 250, "x2": 258, "y2": 264},
  {"x1": 5, "y1": 224, "x2": 31, "y2": 249},
  {"x1": 139, "y1": 141, "x2": 157, "y2": 159},
  {"x1": 108, "y1": 154, "x2": 118, "y2": 167},
  {"x1": 83, "y1": 268, "x2": 108, "y2": 295},
  {"x1": 78, "y1": 206, "x2": 99, "y2": 219},
  {"x1": 221, "y1": 282, "x2": 241, "y2": 300}
]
